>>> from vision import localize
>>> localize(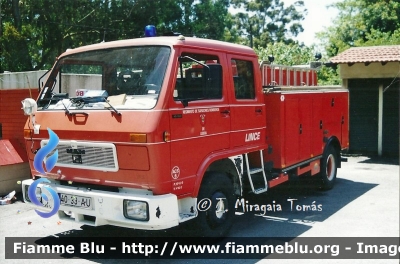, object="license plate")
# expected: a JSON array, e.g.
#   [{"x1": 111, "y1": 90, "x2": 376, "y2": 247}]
[{"x1": 59, "y1": 193, "x2": 93, "y2": 210}]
